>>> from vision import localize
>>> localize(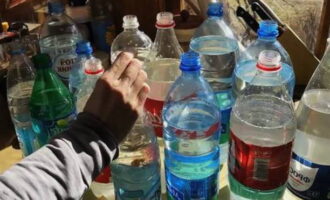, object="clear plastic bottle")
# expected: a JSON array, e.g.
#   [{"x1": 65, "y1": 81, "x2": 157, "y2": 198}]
[
  {"x1": 163, "y1": 51, "x2": 220, "y2": 199},
  {"x1": 110, "y1": 15, "x2": 152, "y2": 63},
  {"x1": 69, "y1": 40, "x2": 93, "y2": 97},
  {"x1": 287, "y1": 45, "x2": 330, "y2": 200},
  {"x1": 6, "y1": 44, "x2": 36, "y2": 156},
  {"x1": 144, "y1": 12, "x2": 183, "y2": 138},
  {"x1": 39, "y1": 1, "x2": 82, "y2": 85},
  {"x1": 76, "y1": 56, "x2": 104, "y2": 113},
  {"x1": 229, "y1": 50, "x2": 296, "y2": 200},
  {"x1": 111, "y1": 118, "x2": 161, "y2": 199},
  {"x1": 189, "y1": 1, "x2": 241, "y2": 166},
  {"x1": 233, "y1": 20, "x2": 295, "y2": 99}
]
